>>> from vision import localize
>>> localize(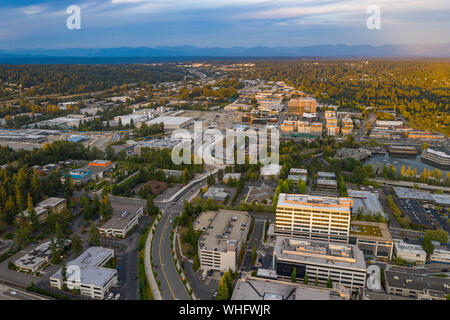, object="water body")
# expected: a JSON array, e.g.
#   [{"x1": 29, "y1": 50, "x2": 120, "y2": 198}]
[{"x1": 365, "y1": 153, "x2": 450, "y2": 175}]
